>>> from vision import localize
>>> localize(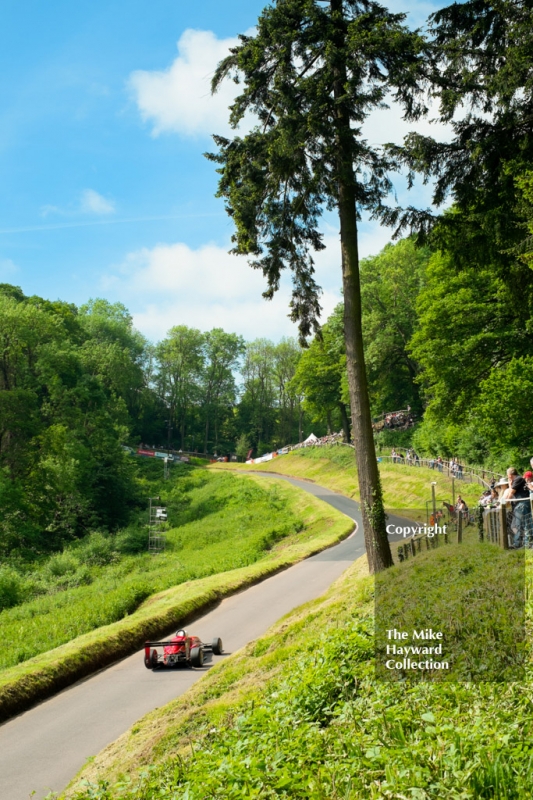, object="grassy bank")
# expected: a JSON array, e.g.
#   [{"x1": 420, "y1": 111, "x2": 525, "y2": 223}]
[
  {"x1": 0, "y1": 470, "x2": 352, "y2": 722},
  {"x1": 67, "y1": 541, "x2": 532, "y2": 800},
  {"x1": 211, "y1": 445, "x2": 482, "y2": 514}
]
